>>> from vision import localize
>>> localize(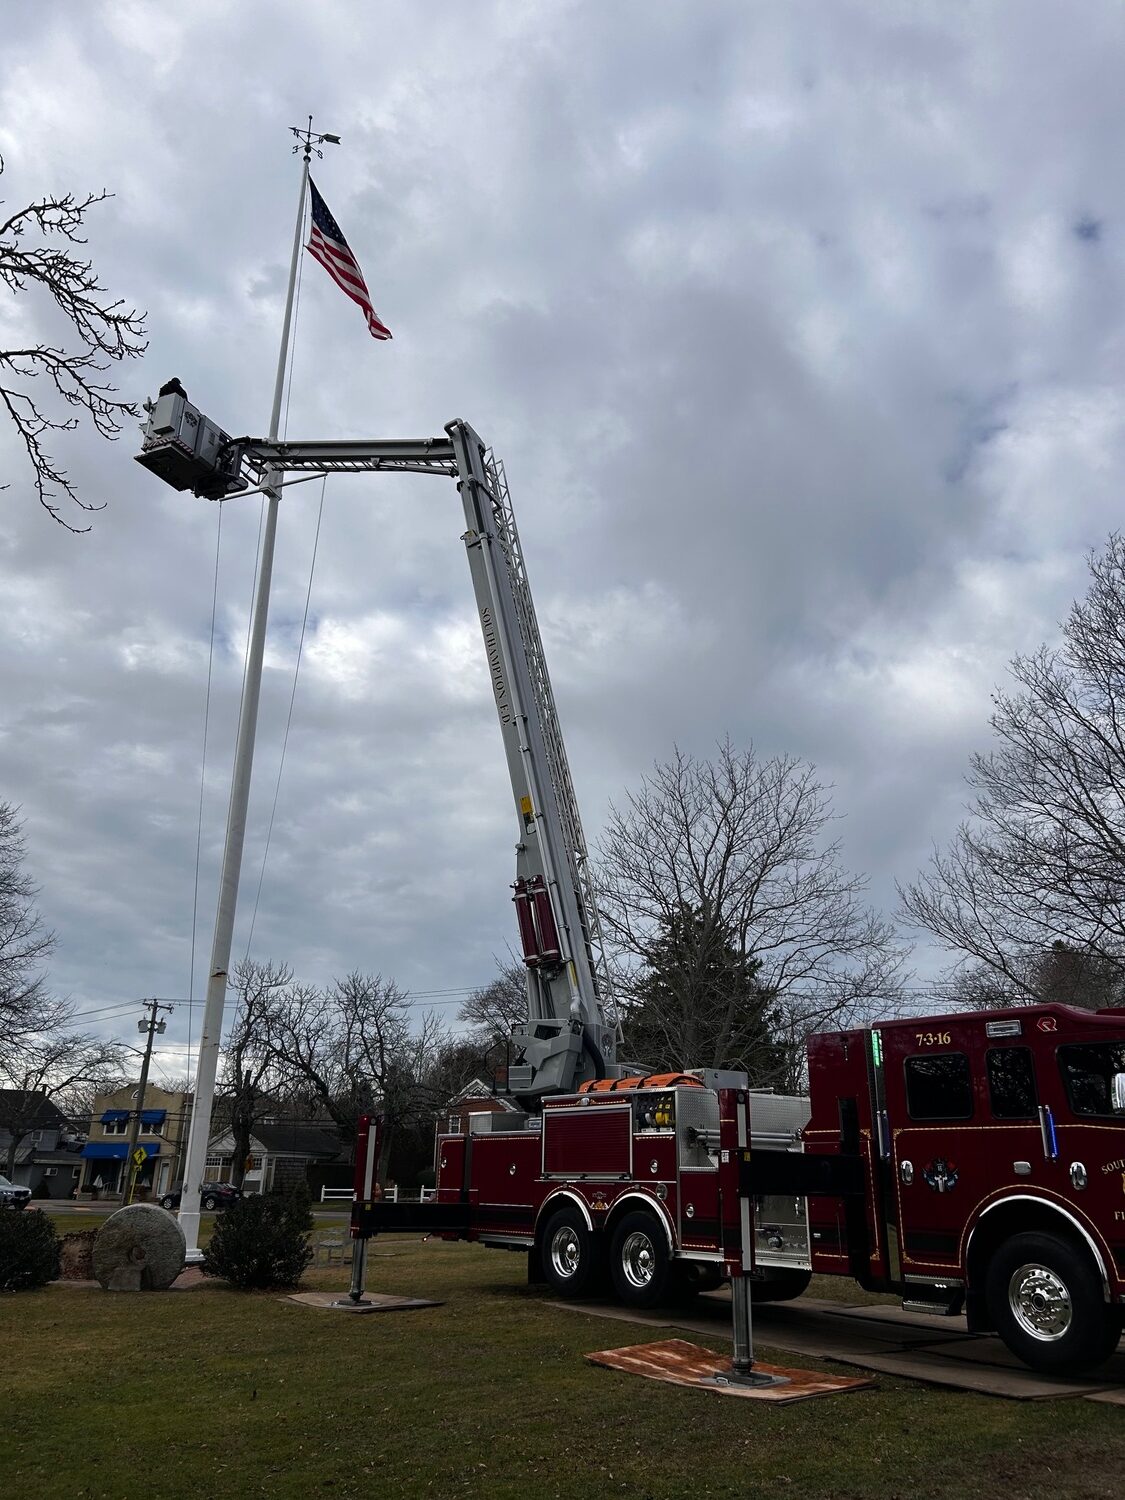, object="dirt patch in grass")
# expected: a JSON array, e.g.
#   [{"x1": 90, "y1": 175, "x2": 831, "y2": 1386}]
[{"x1": 2, "y1": 1238, "x2": 1122, "y2": 1499}]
